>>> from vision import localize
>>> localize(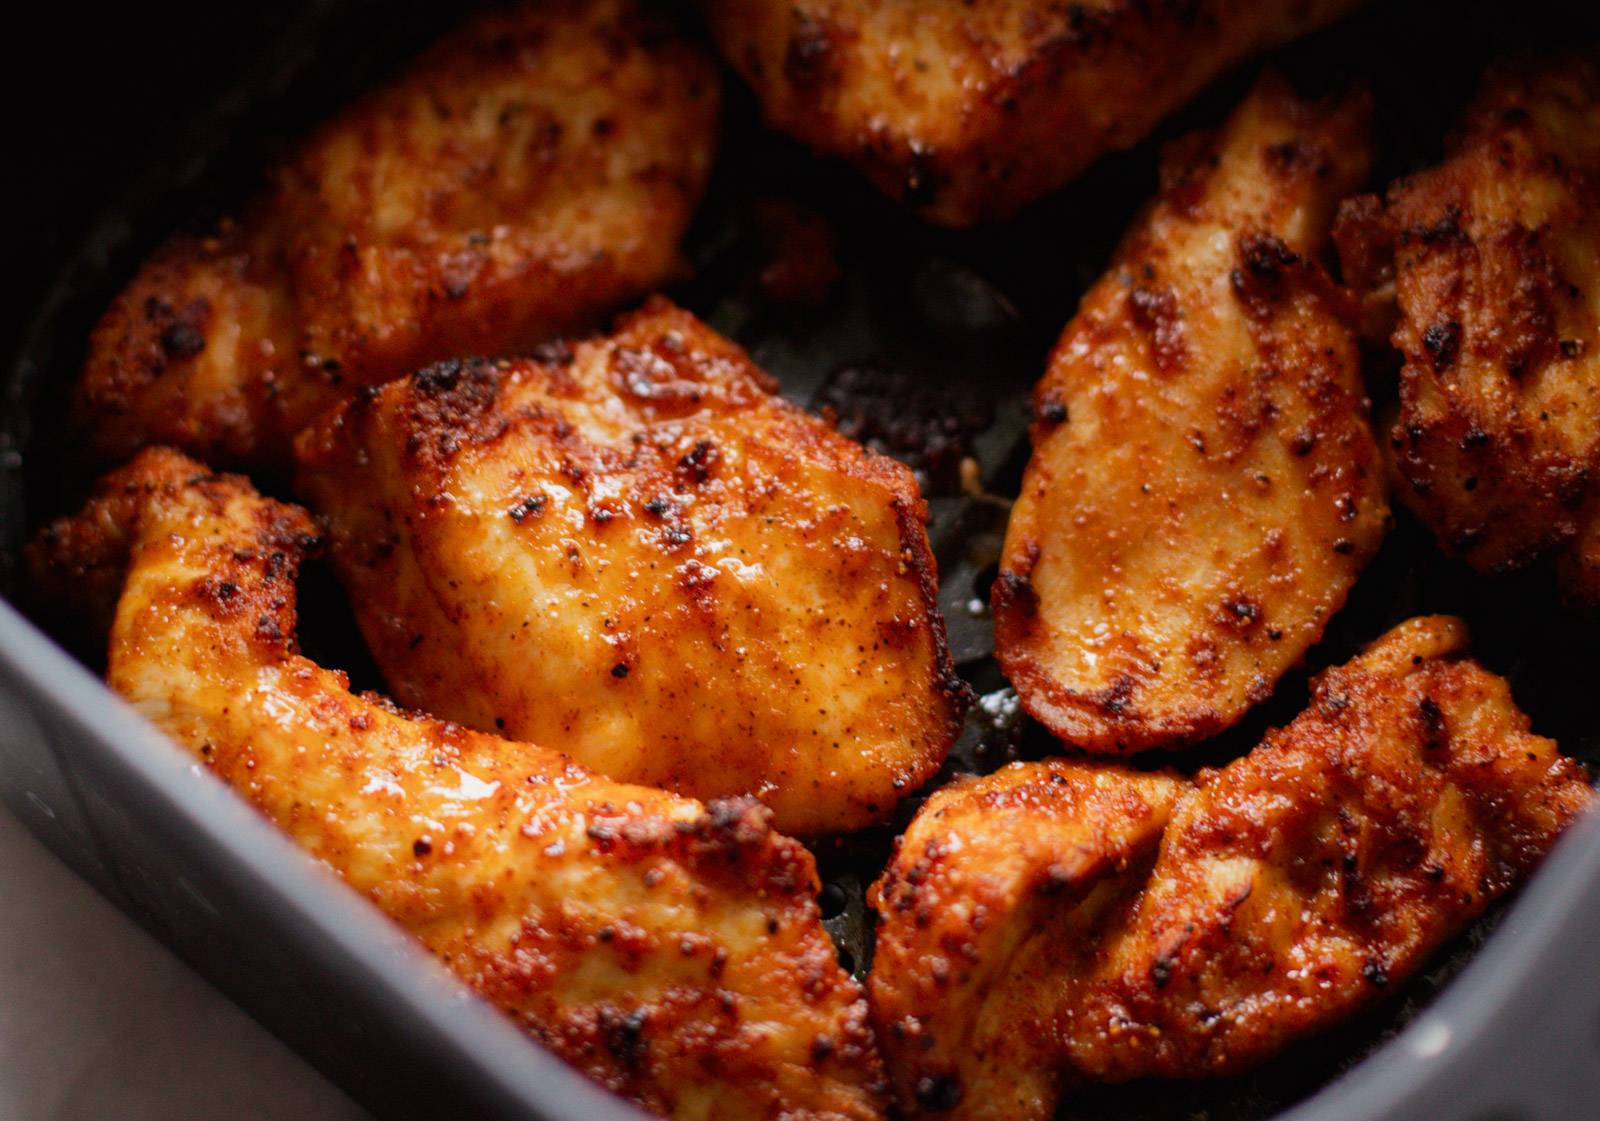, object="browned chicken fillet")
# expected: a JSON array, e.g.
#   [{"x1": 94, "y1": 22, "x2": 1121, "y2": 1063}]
[
  {"x1": 869, "y1": 761, "x2": 1188, "y2": 1120},
  {"x1": 72, "y1": 0, "x2": 720, "y2": 469},
  {"x1": 1334, "y1": 53, "x2": 1600, "y2": 597},
  {"x1": 27, "y1": 448, "x2": 887, "y2": 1121},
  {"x1": 696, "y1": 0, "x2": 1364, "y2": 227},
  {"x1": 295, "y1": 299, "x2": 965, "y2": 836},
  {"x1": 870, "y1": 616, "x2": 1592, "y2": 1121},
  {"x1": 992, "y1": 75, "x2": 1388, "y2": 753}
]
